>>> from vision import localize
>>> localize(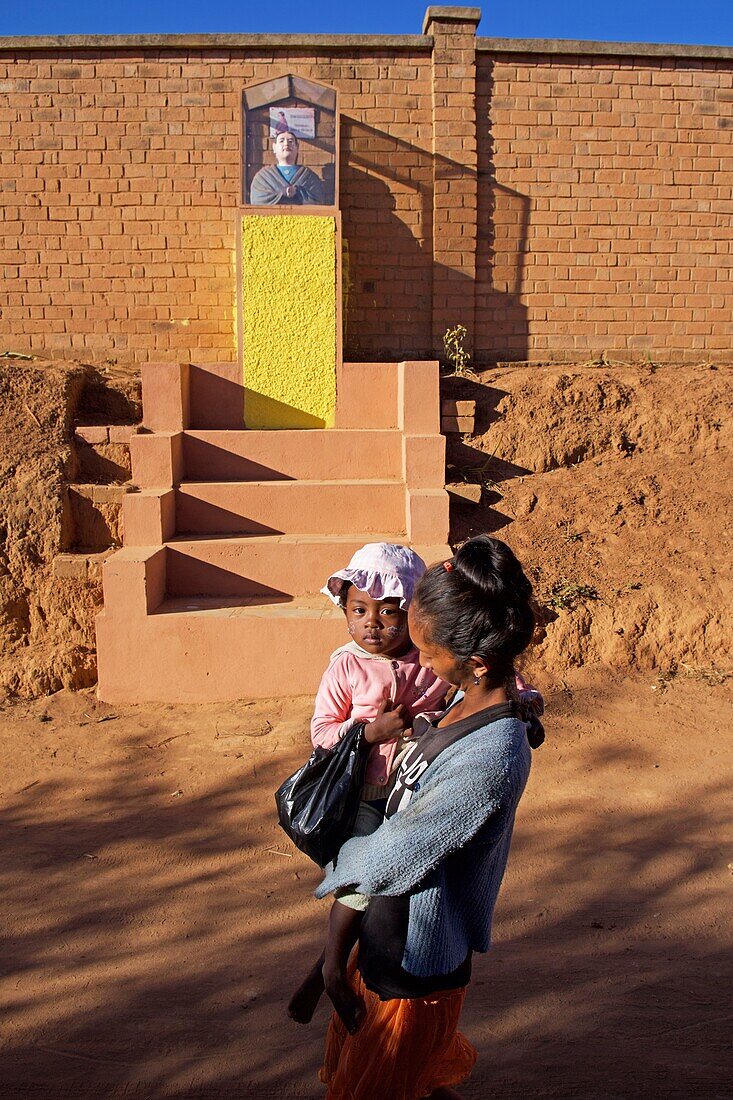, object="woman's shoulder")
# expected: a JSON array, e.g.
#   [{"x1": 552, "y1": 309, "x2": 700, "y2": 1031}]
[{"x1": 432, "y1": 716, "x2": 530, "y2": 778}]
